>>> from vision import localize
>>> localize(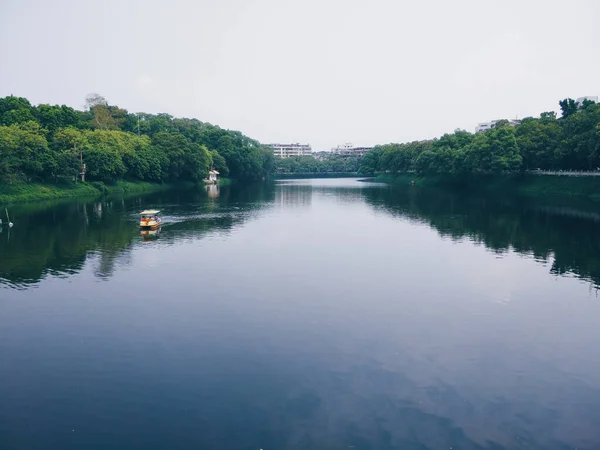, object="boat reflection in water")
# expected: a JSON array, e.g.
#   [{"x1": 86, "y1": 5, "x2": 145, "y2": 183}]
[
  {"x1": 206, "y1": 184, "x2": 220, "y2": 199},
  {"x1": 140, "y1": 228, "x2": 160, "y2": 241}
]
